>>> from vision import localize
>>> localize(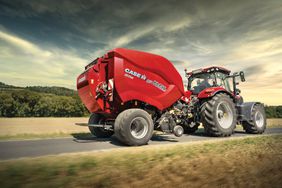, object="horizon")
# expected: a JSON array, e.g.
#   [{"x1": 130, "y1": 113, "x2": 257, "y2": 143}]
[{"x1": 0, "y1": 0, "x2": 281, "y2": 105}]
